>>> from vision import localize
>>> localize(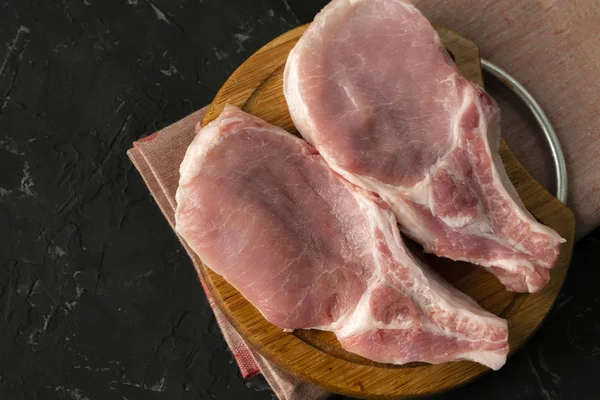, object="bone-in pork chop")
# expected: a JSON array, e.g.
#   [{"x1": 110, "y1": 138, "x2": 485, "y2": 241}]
[
  {"x1": 284, "y1": 0, "x2": 564, "y2": 293},
  {"x1": 175, "y1": 105, "x2": 509, "y2": 369}
]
